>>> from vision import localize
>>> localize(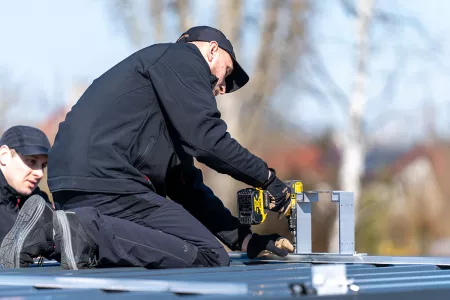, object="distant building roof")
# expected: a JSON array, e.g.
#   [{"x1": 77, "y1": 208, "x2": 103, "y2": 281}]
[
  {"x1": 388, "y1": 142, "x2": 450, "y2": 199},
  {"x1": 264, "y1": 144, "x2": 337, "y2": 184}
]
